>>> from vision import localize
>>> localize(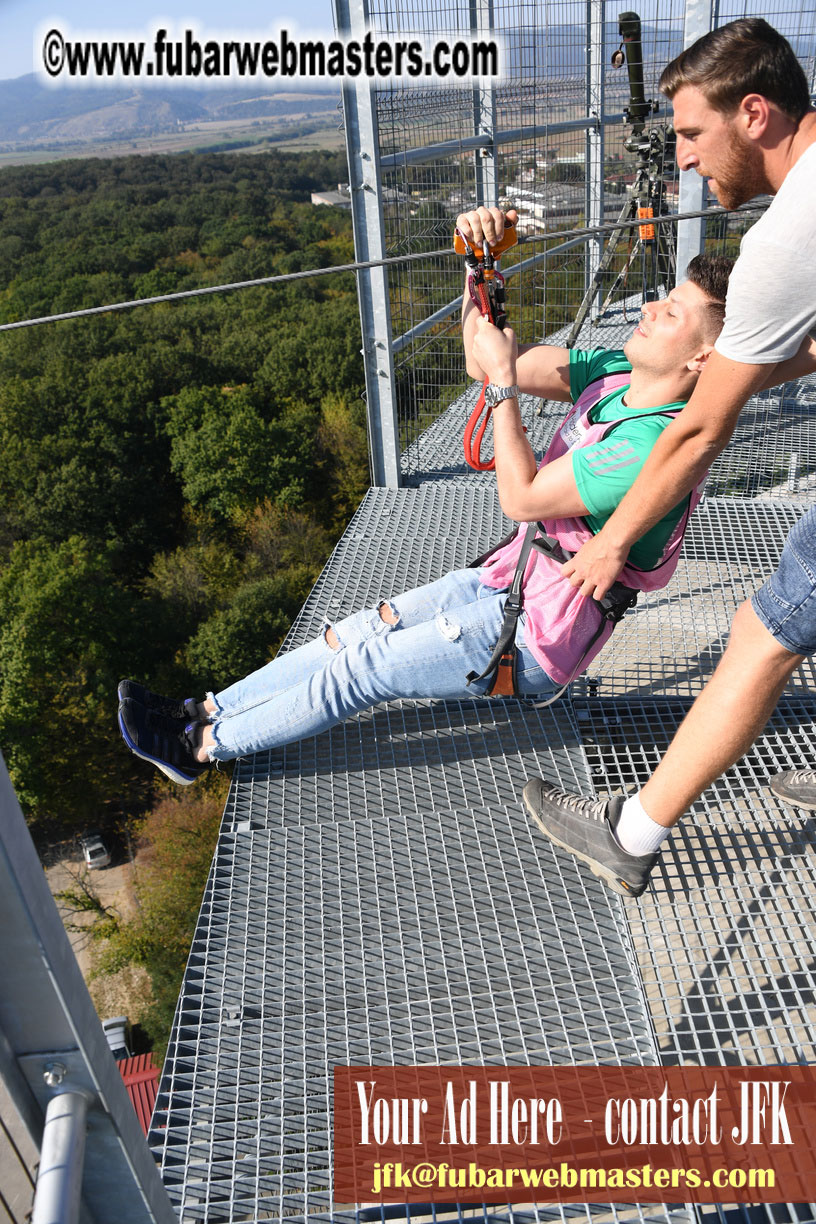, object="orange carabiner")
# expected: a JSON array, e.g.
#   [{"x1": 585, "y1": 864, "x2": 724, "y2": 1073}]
[{"x1": 456, "y1": 217, "x2": 519, "y2": 470}]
